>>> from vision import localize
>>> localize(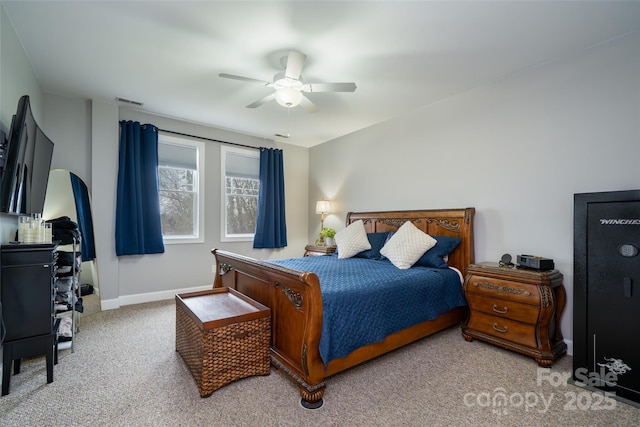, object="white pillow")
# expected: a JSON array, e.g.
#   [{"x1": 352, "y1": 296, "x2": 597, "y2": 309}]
[
  {"x1": 380, "y1": 221, "x2": 437, "y2": 269},
  {"x1": 334, "y1": 220, "x2": 371, "y2": 259}
]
